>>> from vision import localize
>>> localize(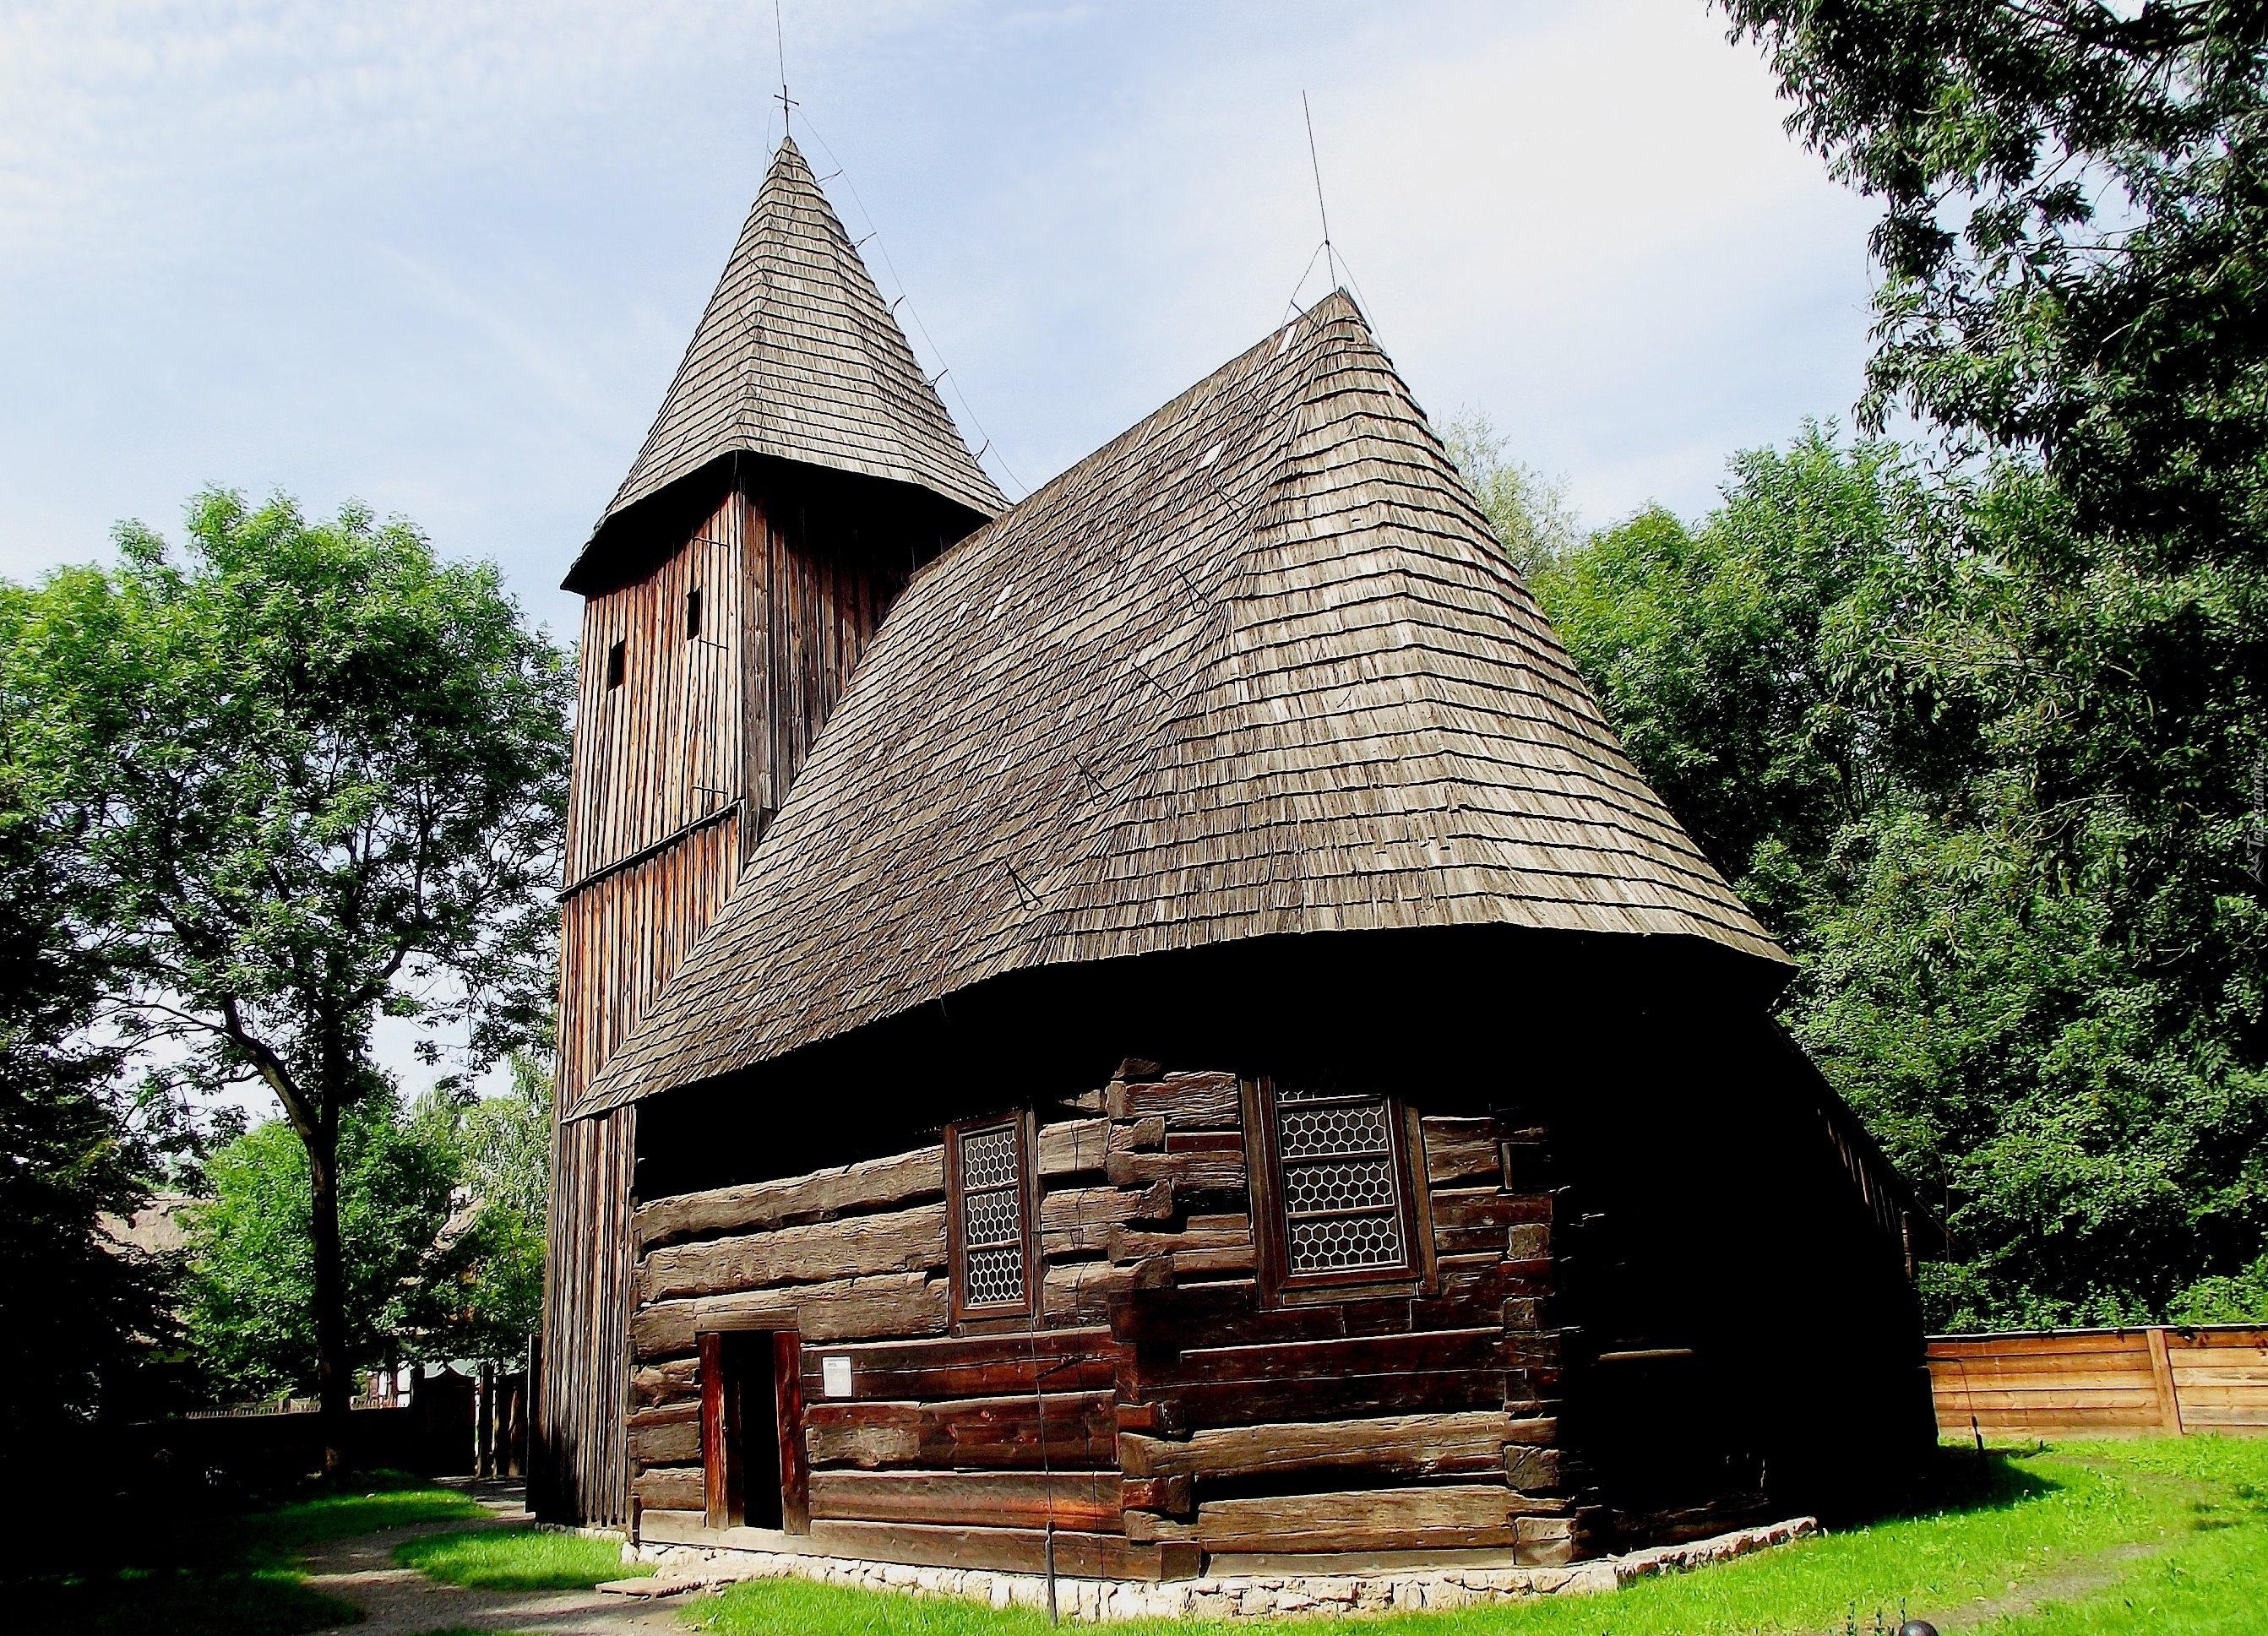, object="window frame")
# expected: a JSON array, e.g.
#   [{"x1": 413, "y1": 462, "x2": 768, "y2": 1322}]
[
  {"x1": 1245, "y1": 1075, "x2": 1430, "y2": 1304},
  {"x1": 944, "y1": 1111, "x2": 1040, "y2": 1329},
  {"x1": 604, "y1": 639, "x2": 627, "y2": 691}
]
